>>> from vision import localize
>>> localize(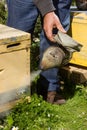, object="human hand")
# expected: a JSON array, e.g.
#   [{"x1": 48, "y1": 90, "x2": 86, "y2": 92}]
[{"x1": 43, "y1": 12, "x2": 66, "y2": 42}]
